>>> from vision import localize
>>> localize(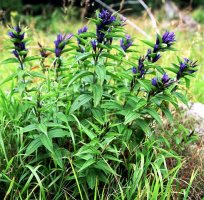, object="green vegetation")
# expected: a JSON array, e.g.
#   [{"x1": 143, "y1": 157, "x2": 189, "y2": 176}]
[{"x1": 0, "y1": 8, "x2": 203, "y2": 200}]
